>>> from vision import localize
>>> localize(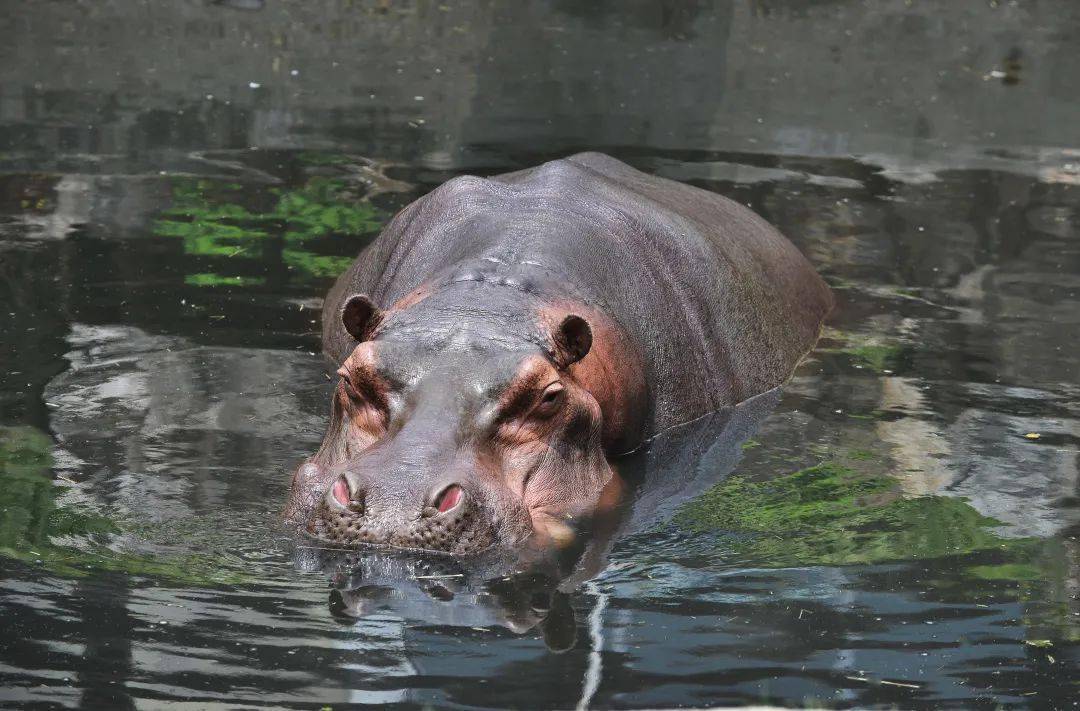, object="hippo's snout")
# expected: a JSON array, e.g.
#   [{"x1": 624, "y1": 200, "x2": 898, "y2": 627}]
[{"x1": 308, "y1": 476, "x2": 498, "y2": 556}]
